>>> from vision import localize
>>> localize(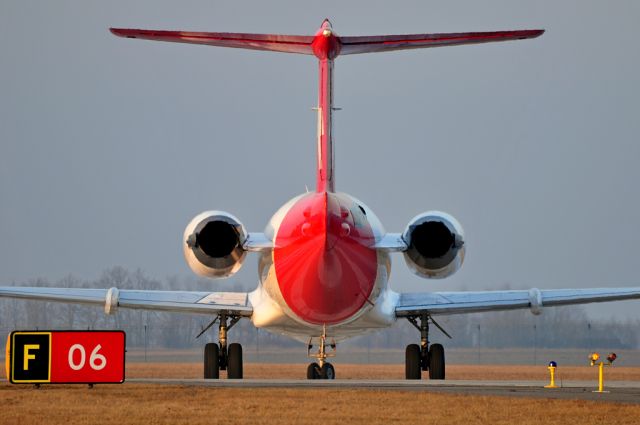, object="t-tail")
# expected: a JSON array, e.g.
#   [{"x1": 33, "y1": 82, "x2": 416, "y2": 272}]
[{"x1": 111, "y1": 20, "x2": 543, "y2": 193}]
